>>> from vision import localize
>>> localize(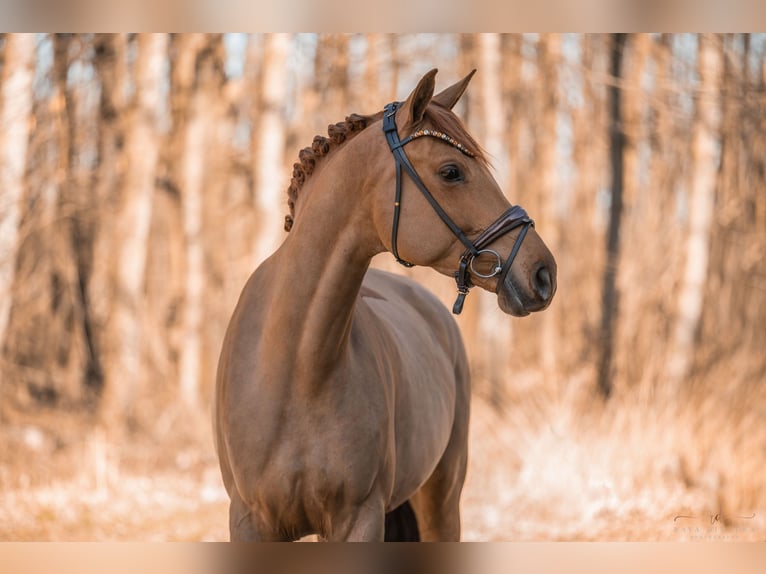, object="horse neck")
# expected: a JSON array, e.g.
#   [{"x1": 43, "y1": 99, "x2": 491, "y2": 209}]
[{"x1": 262, "y1": 163, "x2": 381, "y2": 380}]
